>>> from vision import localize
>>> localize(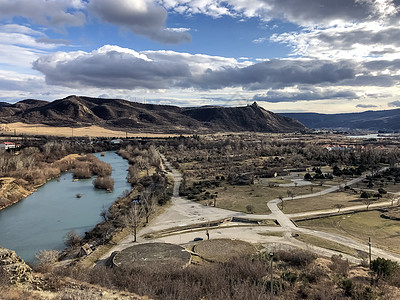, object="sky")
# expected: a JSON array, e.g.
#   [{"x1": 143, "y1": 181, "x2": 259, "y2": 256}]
[{"x1": 1, "y1": 0, "x2": 400, "y2": 113}]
